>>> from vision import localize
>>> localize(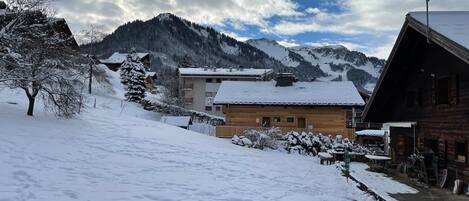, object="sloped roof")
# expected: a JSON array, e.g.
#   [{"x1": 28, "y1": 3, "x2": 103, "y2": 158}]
[
  {"x1": 409, "y1": 11, "x2": 469, "y2": 50},
  {"x1": 100, "y1": 52, "x2": 149, "y2": 64},
  {"x1": 214, "y1": 81, "x2": 365, "y2": 106},
  {"x1": 178, "y1": 68, "x2": 273, "y2": 77},
  {"x1": 160, "y1": 116, "x2": 192, "y2": 127}
]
